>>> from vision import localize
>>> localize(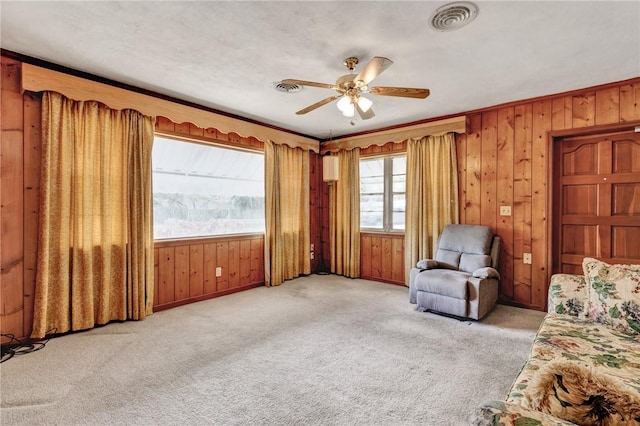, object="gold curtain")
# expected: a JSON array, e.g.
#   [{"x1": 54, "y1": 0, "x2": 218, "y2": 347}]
[
  {"x1": 31, "y1": 92, "x2": 155, "y2": 339},
  {"x1": 404, "y1": 133, "x2": 459, "y2": 284},
  {"x1": 329, "y1": 149, "x2": 361, "y2": 277},
  {"x1": 264, "y1": 140, "x2": 311, "y2": 286}
]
